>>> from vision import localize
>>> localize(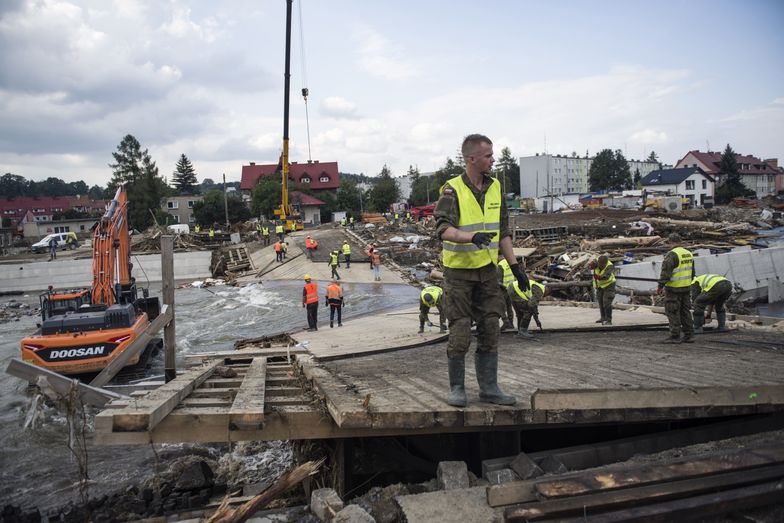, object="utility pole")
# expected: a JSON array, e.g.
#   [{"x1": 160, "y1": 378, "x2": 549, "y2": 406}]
[{"x1": 223, "y1": 173, "x2": 229, "y2": 228}]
